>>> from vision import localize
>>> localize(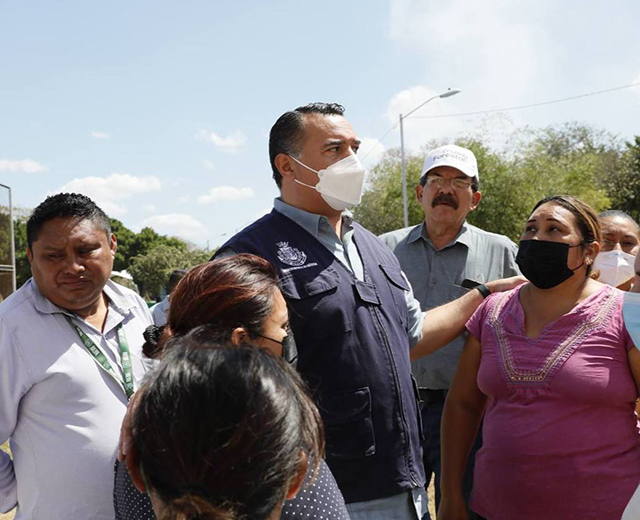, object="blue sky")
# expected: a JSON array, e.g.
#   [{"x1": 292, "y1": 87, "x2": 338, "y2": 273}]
[{"x1": 1, "y1": 0, "x2": 639, "y2": 248}]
